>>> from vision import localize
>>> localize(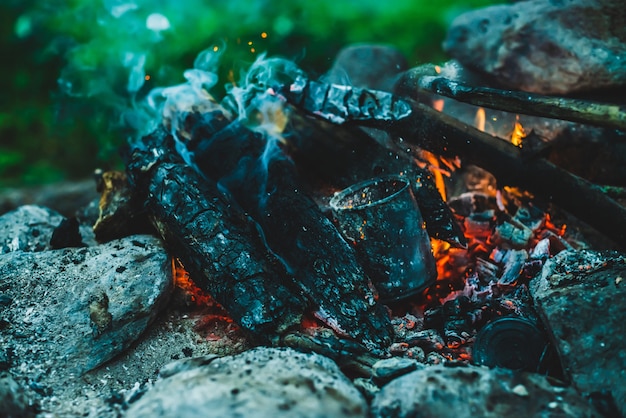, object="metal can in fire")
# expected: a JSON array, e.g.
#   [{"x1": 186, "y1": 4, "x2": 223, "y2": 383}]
[{"x1": 330, "y1": 175, "x2": 437, "y2": 302}]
